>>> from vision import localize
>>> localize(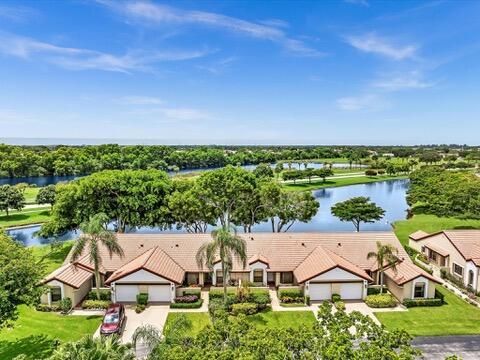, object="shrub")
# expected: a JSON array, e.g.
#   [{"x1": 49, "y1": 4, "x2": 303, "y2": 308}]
[
  {"x1": 440, "y1": 267, "x2": 448, "y2": 279},
  {"x1": 305, "y1": 295, "x2": 310, "y2": 306},
  {"x1": 182, "y1": 289, "x2": 201, "y2": 297},
  {"x1": 403, "y1": 298, "x2": 443, "y2": 307},
  {"x1": 86, "y1": 290, "x2": 111, "y2": 301},
  {"x1": 137, "y1": 293, "x2": 148, "y2": 305},
  {"x1": 378, "y1": 169, "x2": 386, "y2": 175},
  {"x1": 208, "y1": 298, "x2": 226, "y2": 317},
  {"x1": 413, "y1": 259, "x2": 434, "y2": 274},
  {"x1": 278, "y1": 289, "x2": 304, "y2": 303},
  {"x1": 250, "y1": 292, "x2": 271, "y2": 310},
  {"x1": 174, "y1": 295, "x2": 199, "y2": 303},
  {"x1": 36, "y1": 304, "x2": 60, "y2": 312},
  {"x1": 82, "y1": 300, "x2": 111, "y2": 310},
  {"x1": 231, "y1": 303, "x2": 258, "y2": 316},
  {"x1": 59, "y1": 297, "x2": 72, "y2": 314},
  {"x1": 209, "y1": 289, "x2": 235, "y2": 300},
  {"x1": 435, "y1": 289, "x2": 445, "y2": 303},
  {"x1": 365, "y1": 294, "x2": 397, "y2": 308},
  {"x1": 334, "y1": 301, "x2": 345, "y2": 311},
  {"x1": 170, "y1": 299, "x2": 203, "y2": 309},
  {"x1": 331, "y1": 294, "x2": 341, "y2": 303},
  {"x1": 135, "y1": 304, "x2": 146, "y2": 313},
  {"x1": 365, "y1": 170, "x2": 378, "y2": 176},
  {"x1": 404, "y1": 245, "x2": 419, "y2": 259},
  {"x1": 367, "y1": 287, "x2": 385, "y2": 295}
]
